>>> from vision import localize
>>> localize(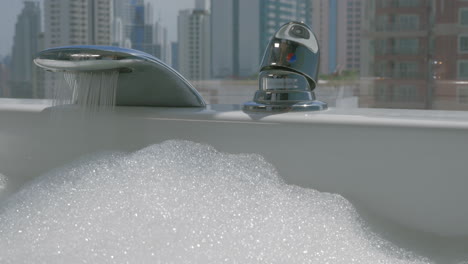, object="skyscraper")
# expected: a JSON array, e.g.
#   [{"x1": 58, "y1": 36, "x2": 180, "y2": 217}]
[
  {"x1": 153, "y1": 20, "x2": 171, "y2": 63},
  {"x1": 43, "y1": 0, "x2": 112, "y2": 98},
  {"x1": 44, "y1": 0, "x2": 112, "y2": 48},
  {"x1": 0, "y1": 57, "x2": 11, "y2": 98},
  {"x1": 88, "y1": 0, "x2": 113, "y2": 45},
  {"x1": 310, "y1": 0, "x2": 338, "y2": 74},
  {"x1": 171, "y1": 42, "x2": 179, "y2": 71},
  {"x1": 211, "y1": 0, "x2": 308, "y2": 79},
  {"x1": 112, "y1": 0, "x2": 132, "y2": 47},
  {"x1": 178, "y1": 8, "x2": 211, "y2": 80},
  {"x1": 259, "y1": 0, "x2": 309, "y2": 54},
  {"x1": 10, "y1": 1, "x2": 42, "y2": 98},
  {"x1": 127, "y1": 0, "x2": 146, "y2": 51},
  {"x1": 336, "y1": 0, "x2": 364, "y2": 73},
  {"x1": 308, "y1": 0, "x2": 364, "y2": 75},
  {"x1": 113, "y1": 0, "x2": 160, "y2": 58}
]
